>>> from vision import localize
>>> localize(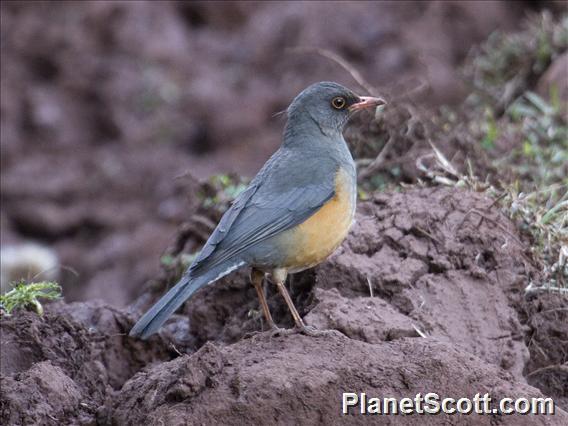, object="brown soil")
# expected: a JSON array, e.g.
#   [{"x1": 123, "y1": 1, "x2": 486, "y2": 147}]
[
  {"x1": 110, "y1": 335, "x2": 565, "y2": 426},
  {"x1": 519, "y1": 293, "x2": 568, "y2": 410},
  {"x1": 0, "y1": 302, "x2": 175, "y2": 424},
  {"x1": 2, "y1": 188, "x2": 566, "y2": 424}
]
